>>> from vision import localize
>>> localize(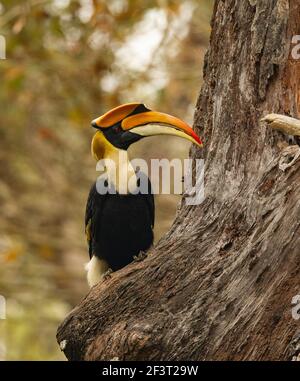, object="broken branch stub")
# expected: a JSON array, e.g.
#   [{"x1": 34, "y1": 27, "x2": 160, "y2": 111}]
[{"x1": 261, "y1": 114, "x2": 300, "y2": 136}]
